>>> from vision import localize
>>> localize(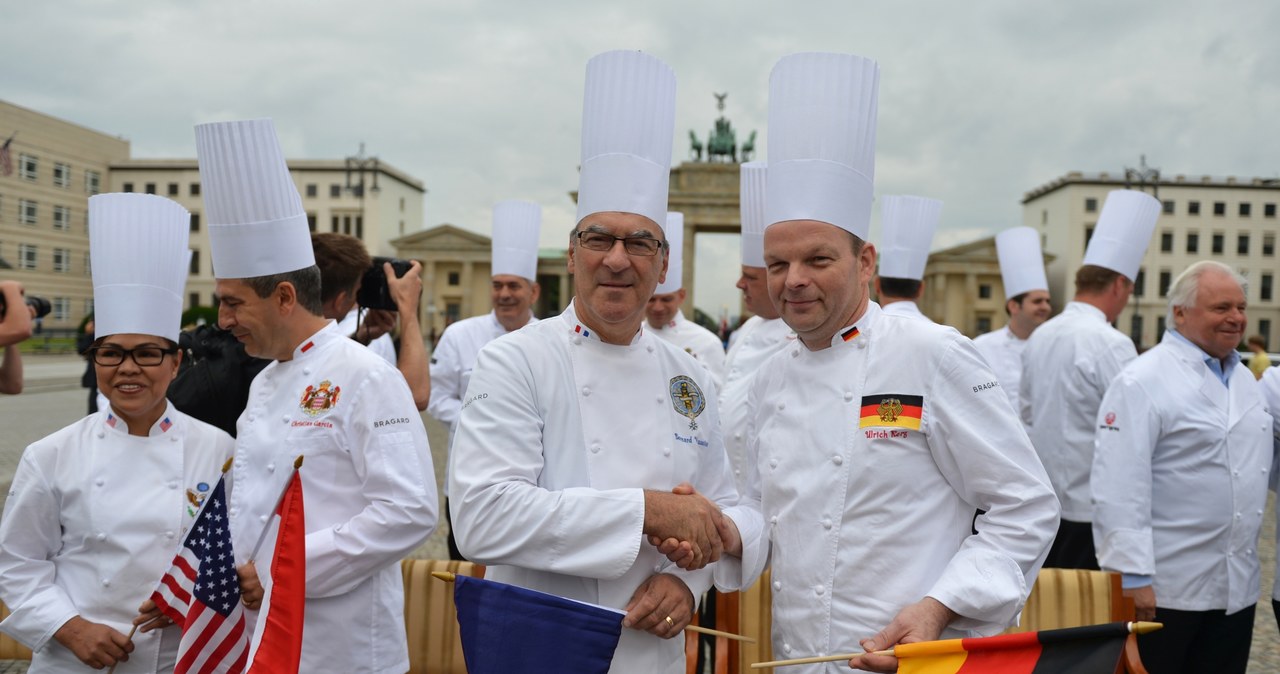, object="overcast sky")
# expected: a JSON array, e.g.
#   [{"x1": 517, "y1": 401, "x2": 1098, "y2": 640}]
[{"x1": 5, "y1": 1, "x2": 1277, "y2": 319}]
